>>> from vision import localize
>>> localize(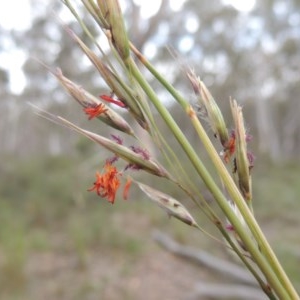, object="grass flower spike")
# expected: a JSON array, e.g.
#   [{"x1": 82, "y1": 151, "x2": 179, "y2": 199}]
[
  {"x1": 33, "y1": 1, "x2": 300, "y2": 299},
  {"x1": 84, "y1": 103, "x2": 107, "y2": 120},
  {"x1": 88, "y1": 163, "x2": 121, "y2": 204},
  {"x1": 88, "y1": 163, "x2": 133, "y2": 204},
  {"x1": 103, "y1": 0, "x2": 130, "y2": 60},
  {"x1": 231, "y1": 99, "x2": 252, "y2": 203},
  {"x1": 186, "y1": 69, "x2": 229, "y2": 147},
  {"x1": 136, "y1": 181, "x2": 199, "y2": 228}
]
